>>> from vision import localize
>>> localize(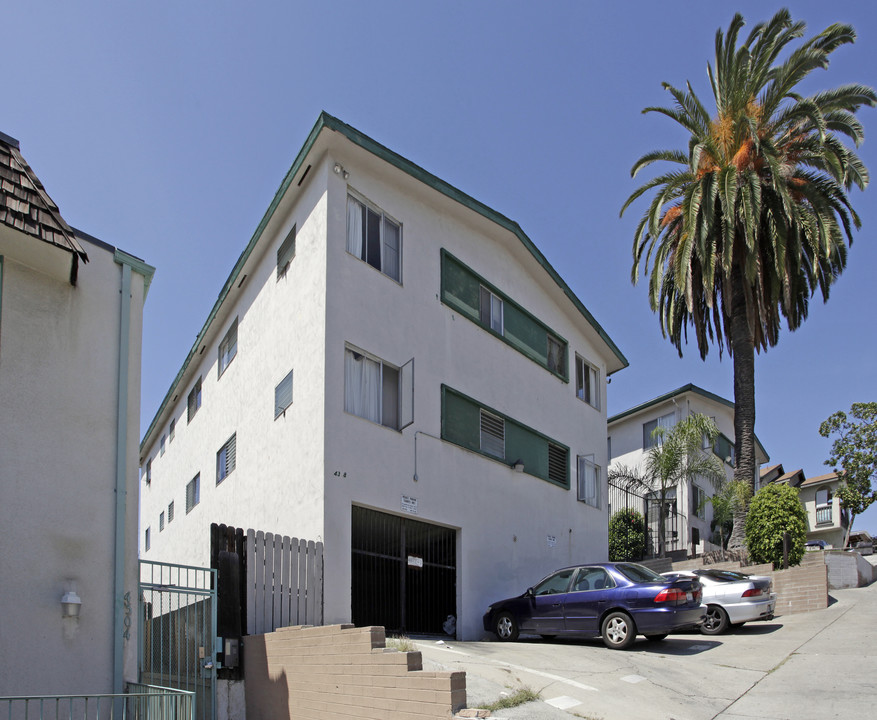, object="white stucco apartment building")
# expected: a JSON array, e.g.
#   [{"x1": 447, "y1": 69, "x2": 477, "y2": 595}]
[
  {"x1": 139, "y1": 113, "x2": 627, "y2": 640},
  {"x1": 608, "y1": 384, "x2": 769, "y2": 557},
  {"x1": 0, "y1": 132, "x2": 153, "y2": 696}
]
